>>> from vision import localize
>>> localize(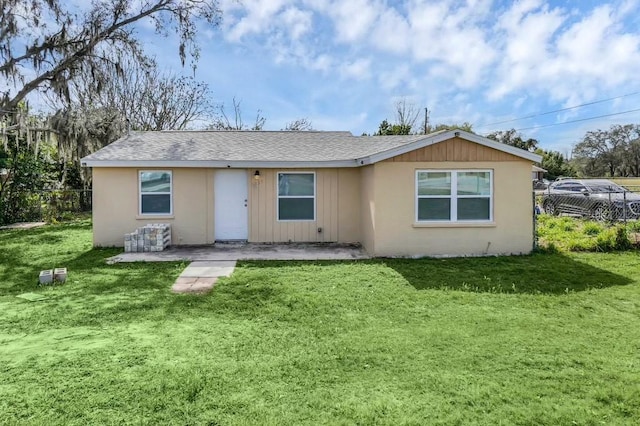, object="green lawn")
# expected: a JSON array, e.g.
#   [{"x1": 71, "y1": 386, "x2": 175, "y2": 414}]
[{"x1": 1, "y1": 221, "x2": 640, "y2": 425}]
